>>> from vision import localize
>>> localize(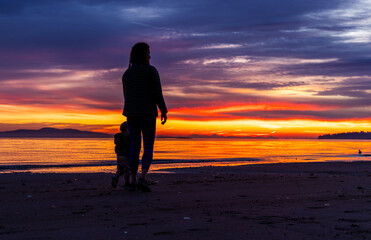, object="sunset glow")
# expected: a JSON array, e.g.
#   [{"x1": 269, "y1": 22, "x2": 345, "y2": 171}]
[{"x1": 0, "y1": 0, "x2": 370, "y2": 138}]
